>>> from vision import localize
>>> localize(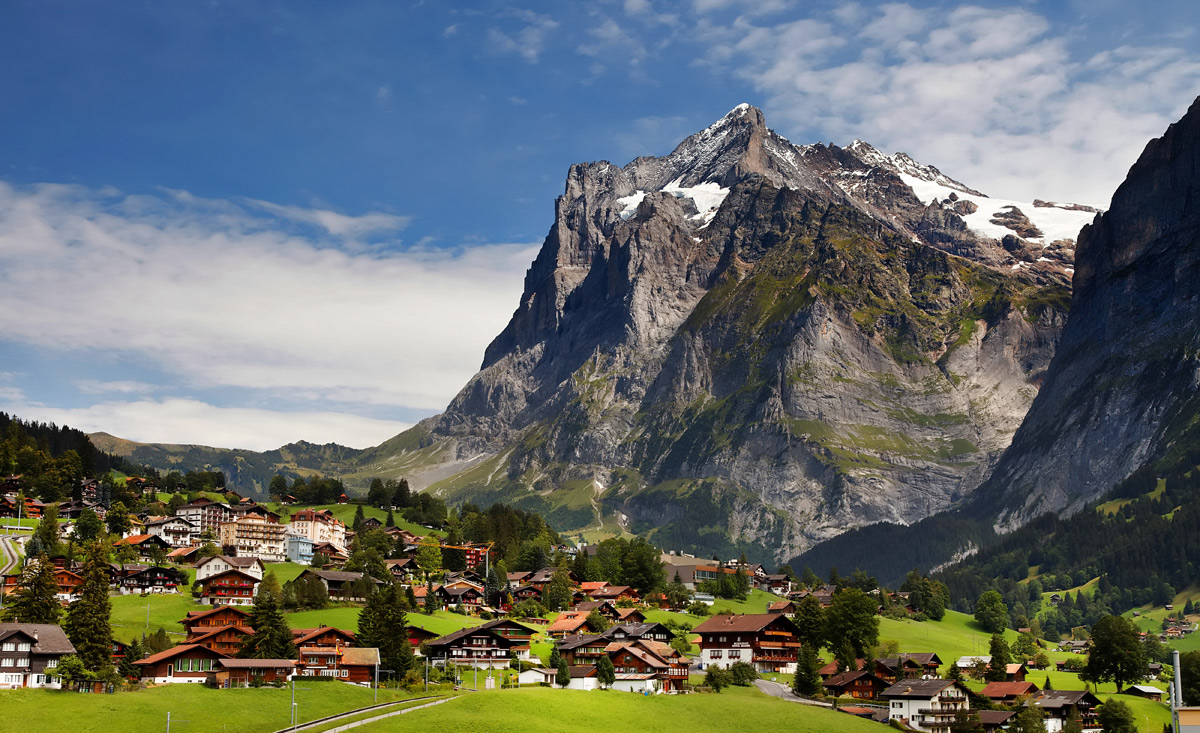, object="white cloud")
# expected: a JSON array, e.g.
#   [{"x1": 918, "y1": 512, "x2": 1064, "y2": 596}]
[
  {"x1": 0, "y1": 182, "x2": 539, "y2": 418},
  {"x1": 711, "y1": 3, "x2": 1200, "y2": 205},
  {"x1": 487, "y1": 9, "x2": 559, "y2": 64},
  {"x1": 241, "y1": 198, "x2": 409, "y2": 239},
  {"x1": 1, "y1": 398, "x2": 411, "y2": 452},
  {"x1": 75, "y1": 380, "x2": 160, "y2": 395}
]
